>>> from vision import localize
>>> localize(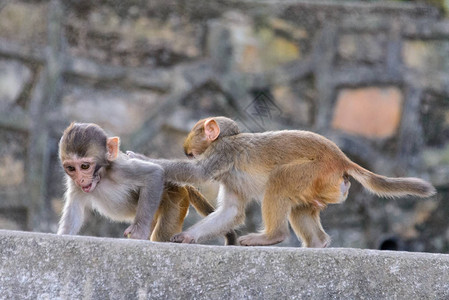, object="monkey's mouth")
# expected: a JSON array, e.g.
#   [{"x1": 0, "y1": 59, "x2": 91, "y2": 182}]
[
  {"x1": 81, "y1": 177, "x2": 100, "y2": 193},
  {"x1": 82, "y1": 183, "x2": 93, "y2": 193}
]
